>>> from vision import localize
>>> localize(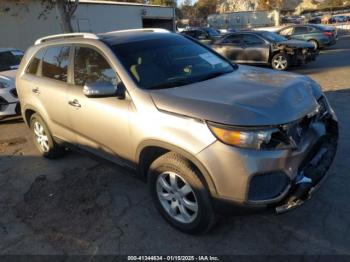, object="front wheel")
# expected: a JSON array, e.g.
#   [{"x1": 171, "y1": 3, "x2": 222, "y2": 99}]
[
  {"x1": 148, "y1": 152, "x2": 215, "y2": 234},
  {"x1": 271, "y1": 53, "x2": 290, "y2": 71}
]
